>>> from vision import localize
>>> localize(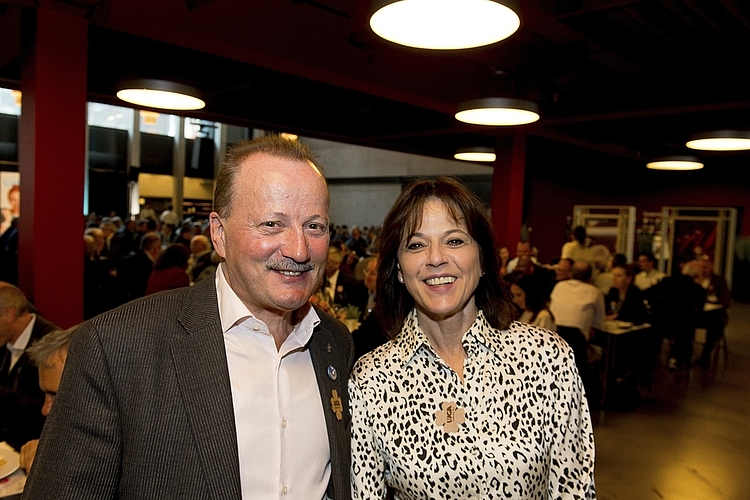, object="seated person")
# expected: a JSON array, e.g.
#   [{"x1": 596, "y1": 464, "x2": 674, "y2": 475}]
[
  {"x1": 506, "y1": 272, "x2": 556, "y2": 332},
  {"x1": 19, "y1": 325, "x2": 79, "y2": 472},
  {"x1": 0, "y1": 283, "x2": 59, "y2": 450},
  {"x1": 605, "y1": 263, "x2": 648, "y2": 325}
]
